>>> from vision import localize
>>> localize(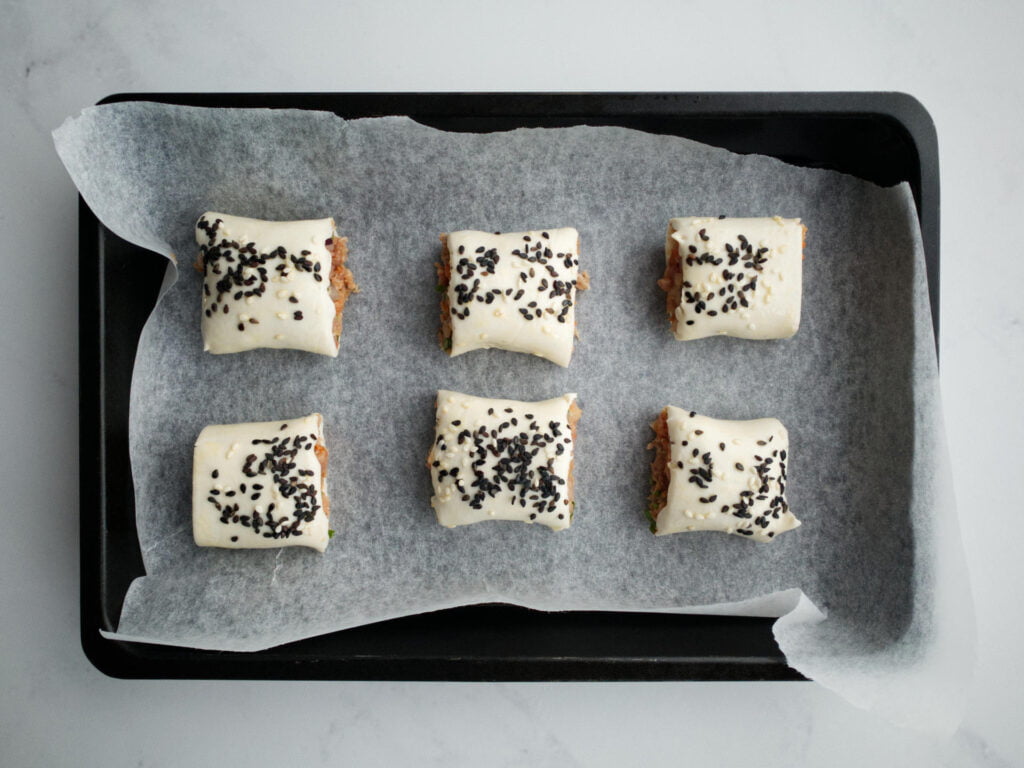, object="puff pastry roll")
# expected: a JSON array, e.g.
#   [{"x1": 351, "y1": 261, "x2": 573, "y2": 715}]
[
  {"x1": 647, "y1": 406, "x2": 799, "y2": 541},
  {"x1": 428, "y1": 390, "x2": 580, "y2": 530},
  {"x1": 196, "y1": 213, "x2": 356, "y2": 355},
  {"x1": 193, "y1": 413, "x2": 331, "y2": 551},
  {"x1": 660, "y1": 217, "x2": 803, "y2": 340},
  {"x1": 437, "y1": 229, "x2": 588, "y2": 367}
]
